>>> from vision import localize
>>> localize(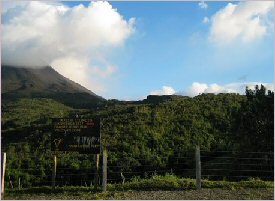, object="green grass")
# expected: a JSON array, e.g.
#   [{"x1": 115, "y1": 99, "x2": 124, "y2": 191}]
[
  {"x1": 3, "y1": 174, "x2": 273, "y2": 200},
  {"x1": 107, "y1": 174, "x2": 274, "y2": 191}
]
